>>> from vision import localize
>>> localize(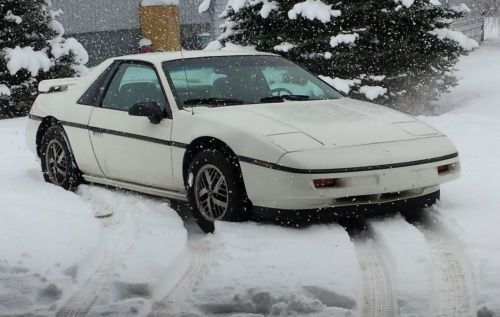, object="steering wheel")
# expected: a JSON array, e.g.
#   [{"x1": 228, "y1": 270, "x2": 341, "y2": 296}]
[{"x1": 271, "y1": 87, "x2": 294, "y2": 96}]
